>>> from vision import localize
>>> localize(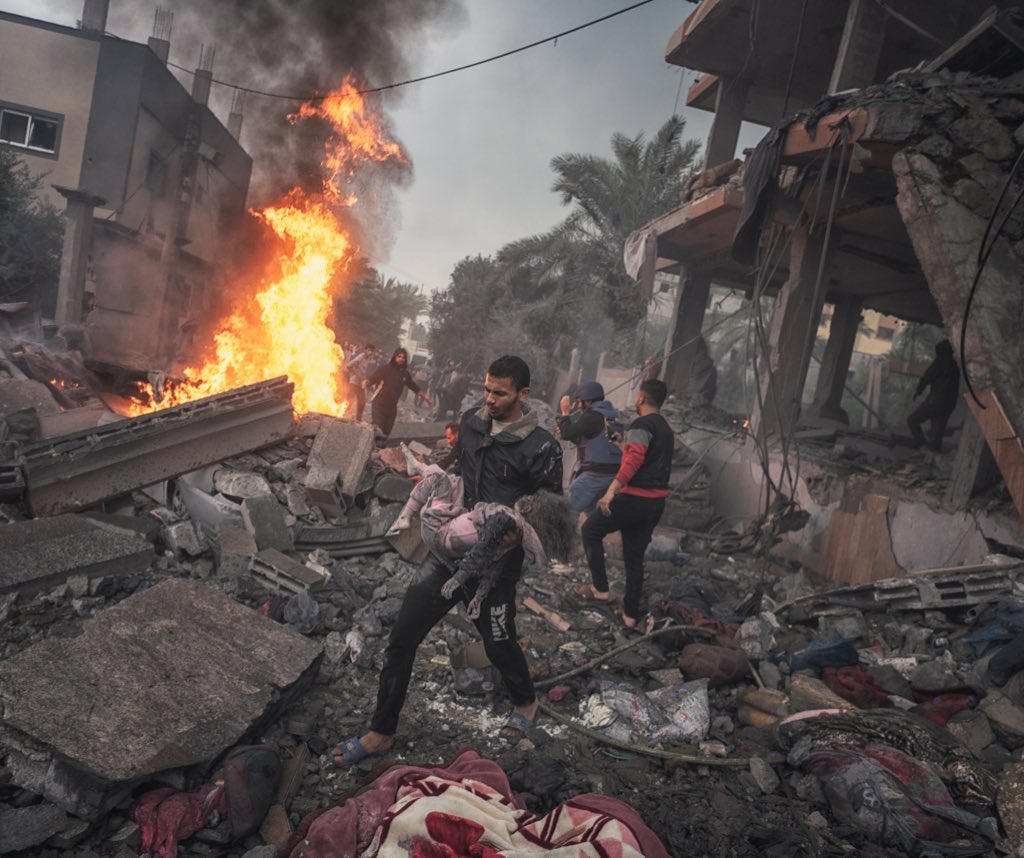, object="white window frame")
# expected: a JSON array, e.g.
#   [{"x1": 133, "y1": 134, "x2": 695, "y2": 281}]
[{"x1": 0, "y1": 104, "x2": 61, "y2": 157}]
